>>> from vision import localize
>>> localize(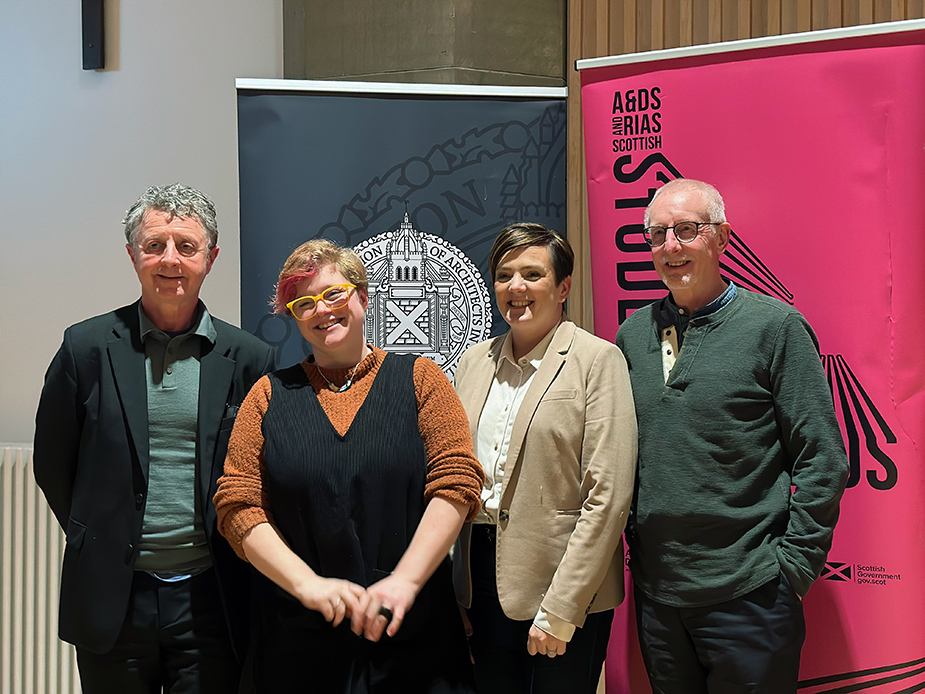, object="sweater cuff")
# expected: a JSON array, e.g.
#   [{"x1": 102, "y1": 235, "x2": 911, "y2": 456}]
[
  {"x1": 427, "y1": 481, "x2": 482, "y2": 522},
  {"x1": 533, "y1": 606, "x2": 576, "y2": 642},
  {"x1": 218, "y1": 505, "x2": 272, "y2": 562}
]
